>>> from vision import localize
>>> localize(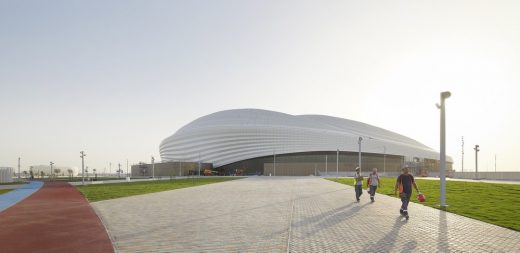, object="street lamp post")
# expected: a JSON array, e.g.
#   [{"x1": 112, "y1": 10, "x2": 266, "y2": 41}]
[
  {"x1": 461, "y1": 136, "x2": 464, "y2": 173},
  {"x1": 474, "y1": 145, "x2": 480, "y2": 179},
  {"x1": 437, "y1": 91, "x2": 451, "y2": 208},
  {"x1": 325, "y1": 155, "x2": 328, "y2": 176},
  {"x1": 18, "y1": 157, "x2": 21, "y2": 181},
  {"x1": 383, "y1": 146, "x2": 386, "y2": 176},
  {"x1": 336, "y1": 149, "x2": 339, "y2": 178},
  {"x1": 80, "y1": 151, "x2": 86, "y2": 185},
  {"x1": 273, "y1": 151, "x2": 276, "y2": 176},
  {"x1": 50, "y1": 161, "x2": 54, "y2": 179},
  {"x1": 358, "y1": 137, "x2": 363, "y2": 172},
  {"x1": 151, "y1": 156, "x2": 155, "y2": 179}
]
